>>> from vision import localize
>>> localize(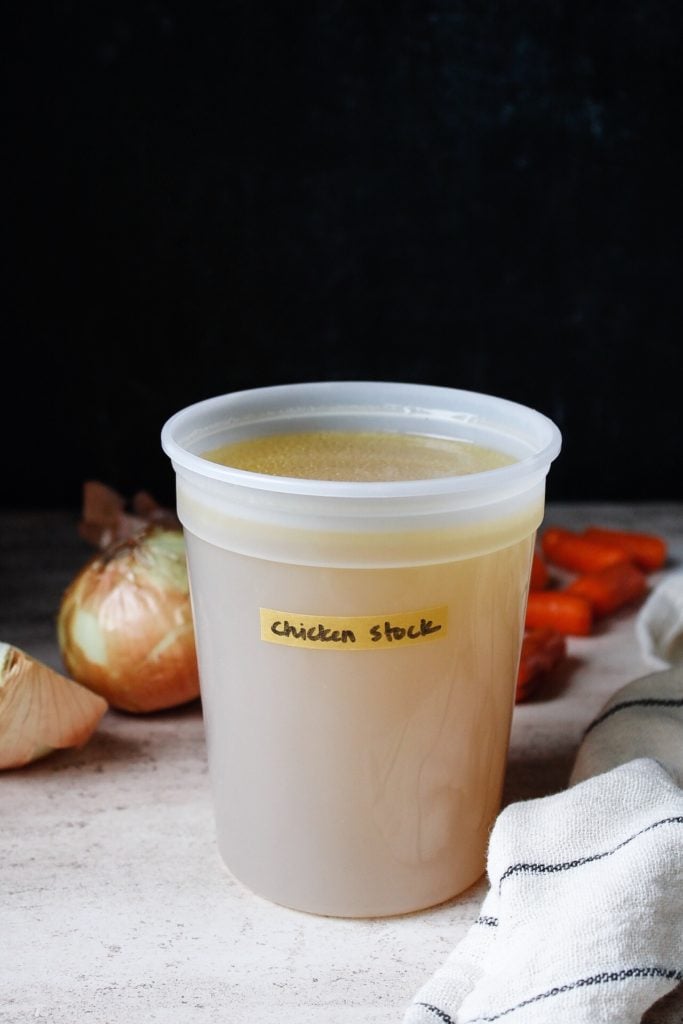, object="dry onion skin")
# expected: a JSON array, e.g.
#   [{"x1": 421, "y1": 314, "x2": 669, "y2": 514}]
[
  {"x1": 57, "y1": 526, "x2": 200, "y2": 713},
  {"x1": 0, "y1": 643, "x2": 108, "y2": 770}
]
